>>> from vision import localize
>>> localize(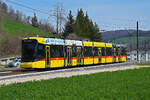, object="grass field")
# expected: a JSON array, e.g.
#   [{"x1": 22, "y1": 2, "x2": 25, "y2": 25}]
[
  {"x1": 137, "y1": 62, "x2": 150, "y2": 66},
  {"x1": 3, "y1": 18, "x2": 55, "y2": 37},
  {"x1": 0, "y1": 68, "x2": 150, "y2": 100},
  {"x1": 0, "y1": 64, "x2": 5, "y2": 67}
]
